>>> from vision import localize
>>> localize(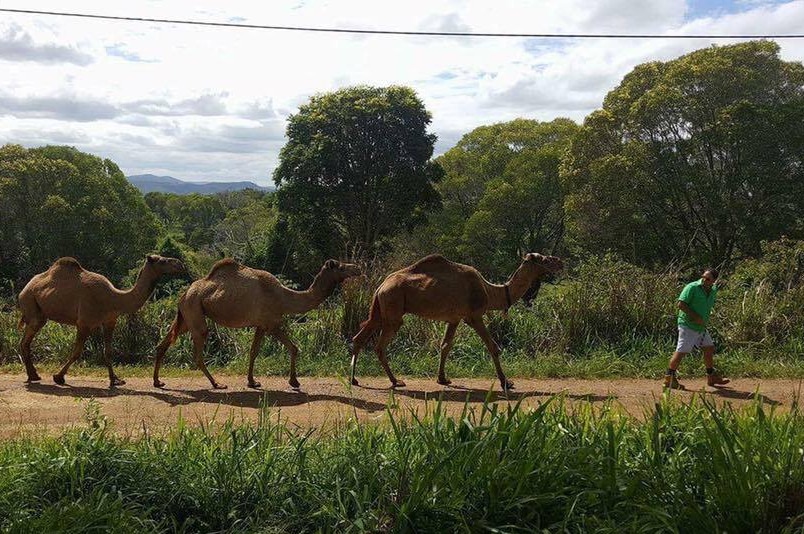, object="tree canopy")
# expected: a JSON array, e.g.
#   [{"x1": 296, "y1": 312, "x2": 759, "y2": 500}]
[
  {"x1": 562, "y1": 41, "x2": 804, "y2": 268},
  {"x1": 416, "y1": 118, "x2": 578, "y2": 276},
  {"x1": 273, "y1": 85, "x2": 443, "y2": 260},
  {"x1": 0, "y1": 144, "x2": 160, "y2": 290}
]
